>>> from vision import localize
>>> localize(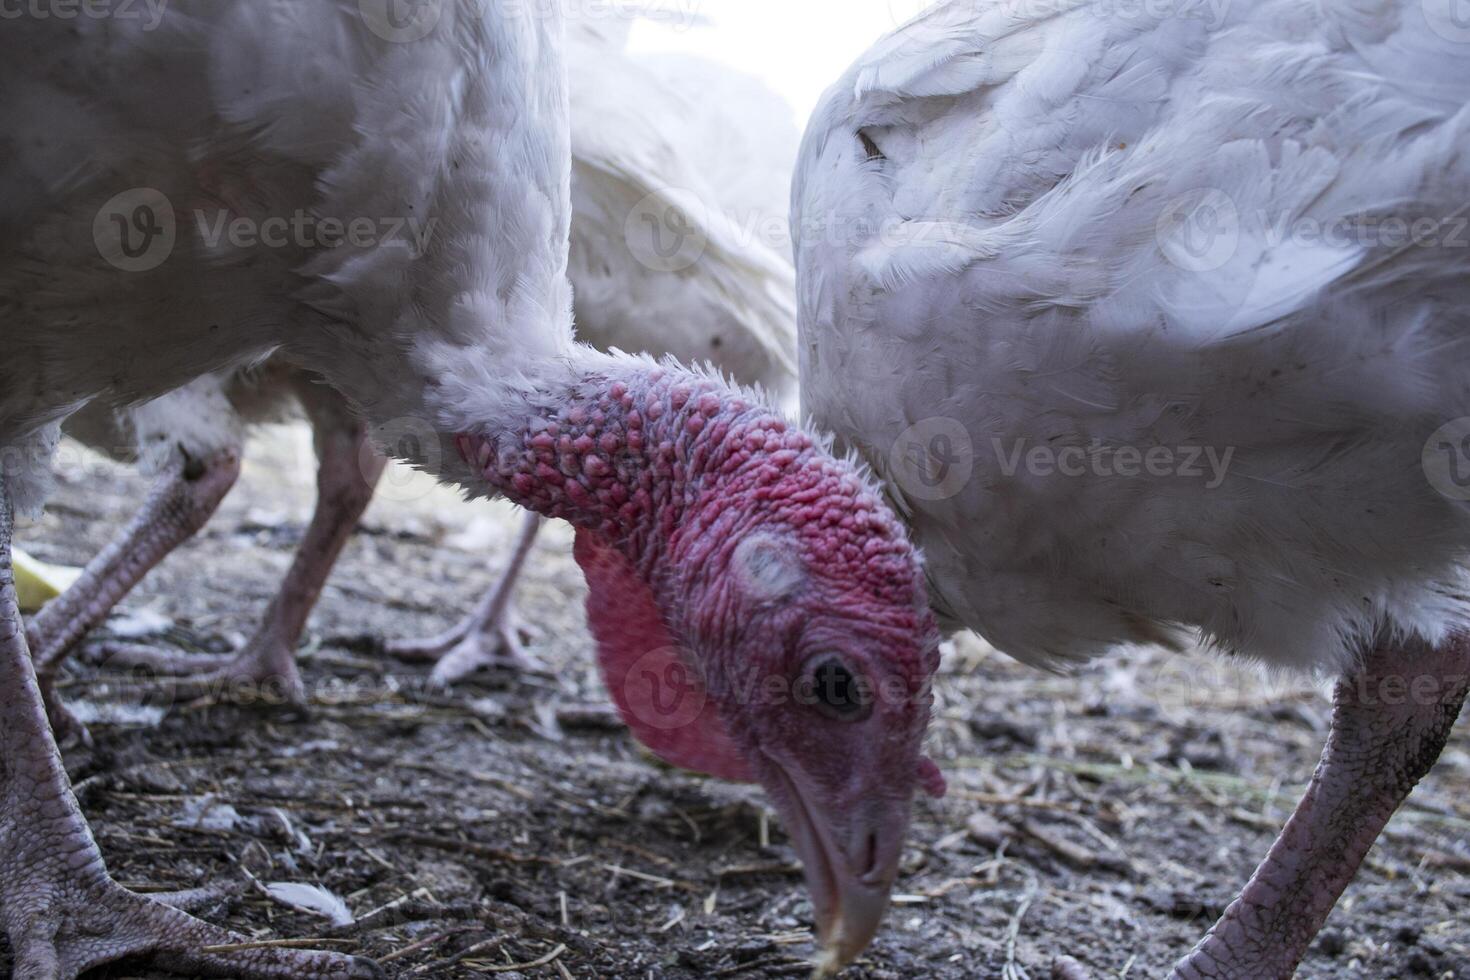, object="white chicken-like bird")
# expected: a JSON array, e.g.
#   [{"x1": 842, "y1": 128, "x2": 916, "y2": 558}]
[
  {"x1": 0, "y1": 3, "x2": 939, "y2": 976},
  {"x1": 794, "y1": 0, "x2": 1470, "y2": 976},
  {"x1": 29, "y1": 21, "x2": 800, "y2": 704}
]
